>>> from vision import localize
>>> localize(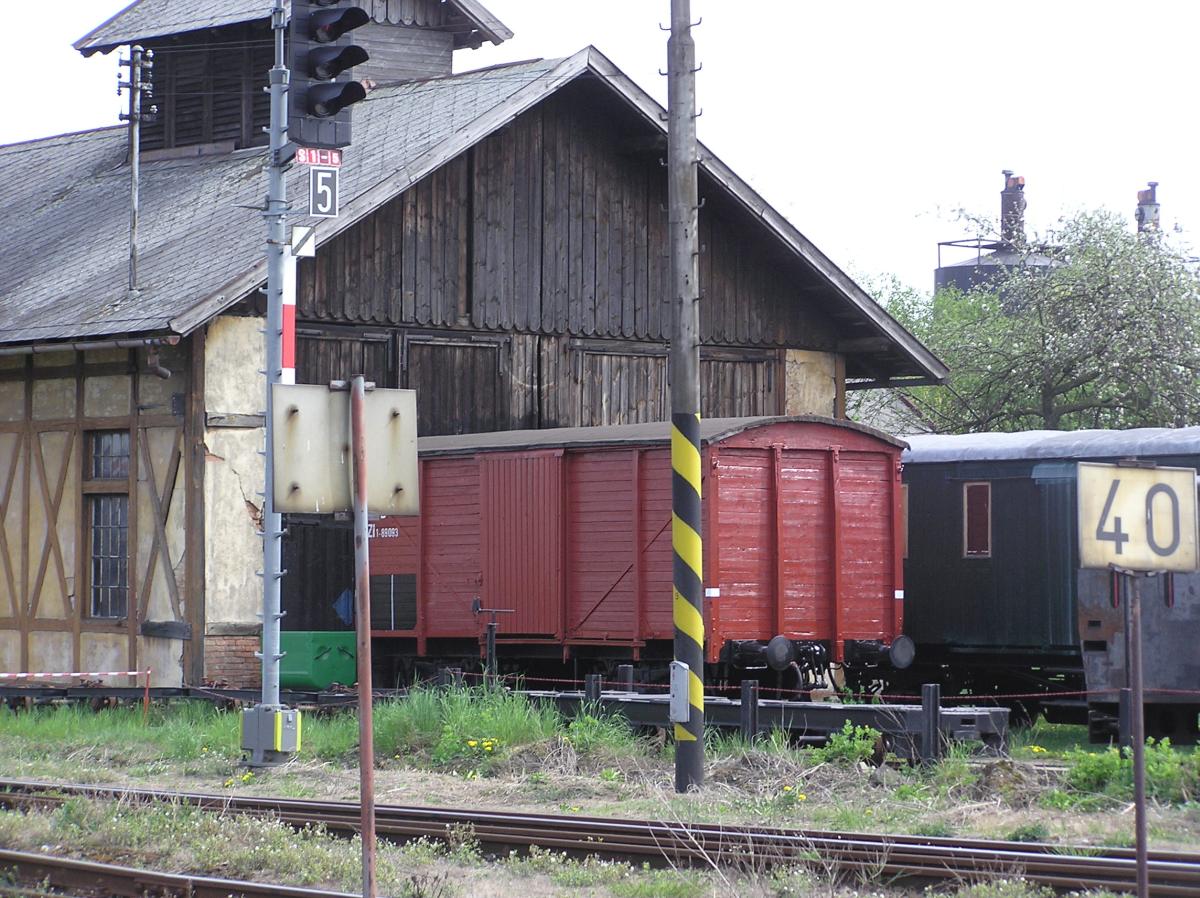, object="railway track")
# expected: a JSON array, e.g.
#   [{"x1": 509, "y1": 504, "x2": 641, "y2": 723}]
[
  {"x1": 0, "y1": 847, "x2": 356, "y2": 898},
  {"x1": 2, "y1": 779, "x2": 1198, "y2": 895}
]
